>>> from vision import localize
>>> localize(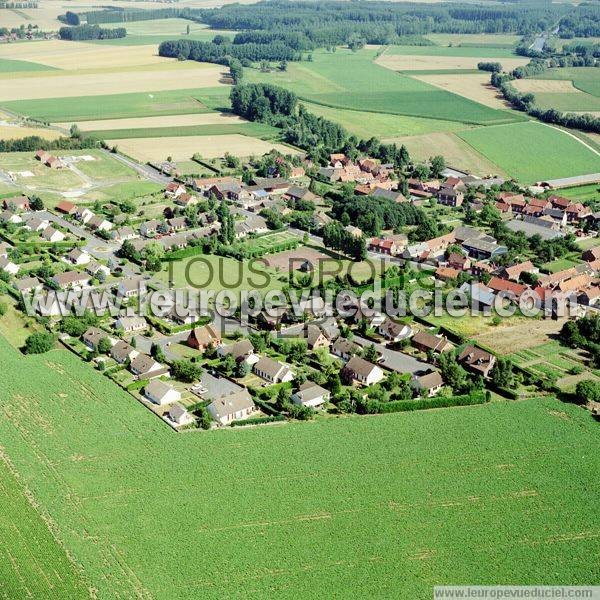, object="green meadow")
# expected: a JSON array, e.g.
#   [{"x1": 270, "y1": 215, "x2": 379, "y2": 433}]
[
  {"x1": 385, "y1": 44, "x2": 521, "y2": 58},
  {"x1": 0, "y1": 88, "x2": 218, "y2": 122},
  {"x1": 245, "y1": 48, "x2": 519, "y2": 125},
  {"x1": 533, "y1": 92, "x2": 600, "y2": 113},
  {"x1": 458, "y1": 121, "x2": 600, "y2": 182},
  {"x1": 0, "y1": 336, "x2": 598, "y2": 599},
  {"x1": 0, "y1": 58, "x2": 57, "y2": 72}
]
